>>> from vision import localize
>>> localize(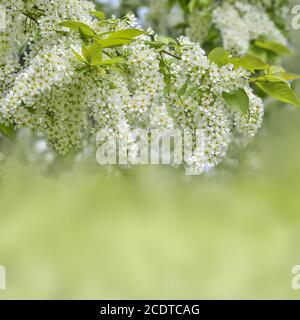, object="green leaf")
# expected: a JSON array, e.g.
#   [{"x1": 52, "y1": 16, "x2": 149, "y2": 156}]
[
  {"x1": 255, "y1": 78, "x2": 300, "y2": 107},
  {"x1": 102, "y1": 29, "x2": 147, "y2": 40},
  {"x1": 88, "y1": 42, "x2": 103, "y2": 65},
  {"x1": 230, "y1": 55, "x2": 269, "y2": 73},
  {"x1": 156, "y1": 36, "x2": 177, "y2": 46},
  {"x1": 0, "y1": 123, "x2": 16, "y2": 139},
  {"x1": 253, "y1": 74, "x2": 288, "y2": 84},
  {"x1": 72, "y1": 49, "x2": 84, "y2": 62},
  {"x1": 95, "y1": 29, "x2": 151, "y2": 49},
  {"x1": 145, "y1": 41, "x2": 166, "y2": 50},
  {"x1": 164, "y1": 76, "x2": 172, "y2": 95},
  {"x1": 254, "y1": 40, "x2": 292, "y2": 56},
  {"x1": 254, "y1": 75, "x2": 288, "y2": 84},
  {"x1": 81, "y1": 44, "x2": 91, "y2": 63},
  {"x1": 208, "y1": 47, "x2": 229, "y2": 67},
  {"x1": 258, "y1": 73, "x2": 300, "y2": 84},
  {"x1": 268, "y1": 65, "x2": 286, "y2": 74},
  {"x1": 178, "y1": 76, "x2": 190, "y2": 97},
  {"x1": 161, "y1": 69, "x2": 171, "y2": 95},
  {"x1": 276, "y1": 73, "x2": 300, "y2": 81},
  {"x1": 76, "y1": 66, "x2": 90, "y2": 74},
  {"x1": 248, "y1": 46, "x2": 268, "y2": 62},
  {"x1": 88, "y1": 42, "x2": 103, "y2": 56},
  {"x1": 90, "y1": 11, "x2": 106, "y2": 20},
  {"x1": 159, "y1": 57, "x2": 173, "y2": 96},
  {"x1": 222, "y1": 88, "x2": 249, "y2": 115},
  {"x1": 90, "y1": 56, "x2": 125, "y2": 66},
  {"x1": 78, "y1": 28, "x2": 92, "y2": 42},
  {"x1": 96, "y1": 38, "x2": 131, "y2": 48},
  {"x1": 60, "y1": 21, "x2": 95, "y2": 38},
  {"x1": 267, "y1": 66, "x2": 300, "y2": 81}
]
